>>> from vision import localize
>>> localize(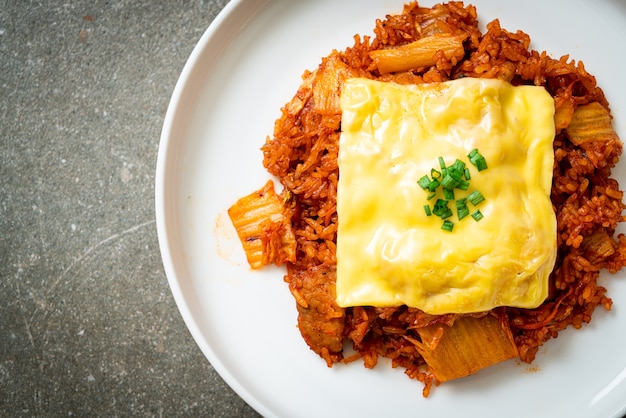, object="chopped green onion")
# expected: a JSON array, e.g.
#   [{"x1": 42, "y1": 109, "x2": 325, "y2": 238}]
[
  {"x1": 443, "y1": 188, "x2": 455, "y2": 201},
  {"x1": 433, "y1": 199, "x2": 453, "y2": 219},
  {"x1": 456, "y1": 198, "x2": 469, "y2": 220},
  {"x1": 428, "y1": 179, "x2": 440, "y2": 192},
  {"x1": 418, "y1": 152, "x2": 489, "y2": 228},
  {"x1": 471, "y1": 209, "x2": 484, "y2": 221},
  {"x1": 448, "y1": 167, "x2": 464, "y2": 182},
  {"x1": 417, "y1": 175, "x2": 431, "y2": 190},
  {"x1": 468, "y1": 148, "x2": 488, "y2": 171},
  {"x1": 456, "y1": 178, "x2": 470, "y2": 191},
  {"x1": 441, "y1": 220, "x2": 454, "y2": 232},
  {"x1": 473, "y1": 156, "x2": 488, "y2": 171},
  {"x1": 467, "y1": 190, "x2": 485, "y2": 206},
  {"x1": 441, "y1": 174, "x2": 459, "y2": 190},
  {"x1": 452, "y1": 159, "x2": 466, "y2": 173}
]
